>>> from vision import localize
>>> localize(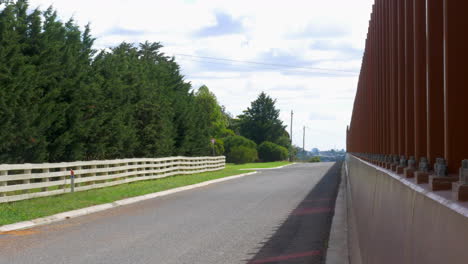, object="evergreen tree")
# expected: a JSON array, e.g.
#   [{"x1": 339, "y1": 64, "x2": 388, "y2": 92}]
[
  {"x1": 183, "y1": 85, "x2": 227, "y2": 155},
  {"x1": 238, "y1": 92, "x2": 287, "y2": 145},
  {"x1": 0, "y1": 0, "x2": 46, "y2": 162},
  {"x1": 0, "y1": 1, "x2": 230, "y2": 163}
]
